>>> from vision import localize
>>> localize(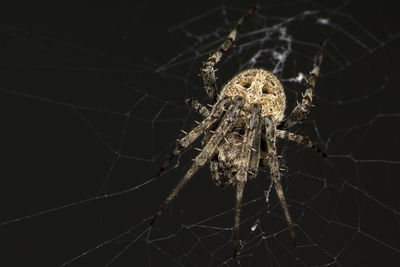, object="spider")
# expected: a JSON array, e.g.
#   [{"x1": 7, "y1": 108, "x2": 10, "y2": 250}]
[{"x1": 150, "y1": 7, "x2": 326, "y2": 257}]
